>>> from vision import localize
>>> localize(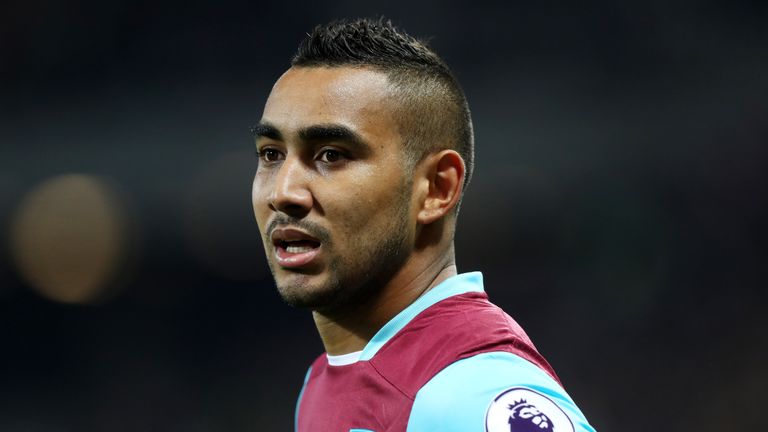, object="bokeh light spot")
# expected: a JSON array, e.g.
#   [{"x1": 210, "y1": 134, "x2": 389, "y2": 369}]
[{"x1": 9, "y1": 174, "x2": 129, "y2": 304}]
